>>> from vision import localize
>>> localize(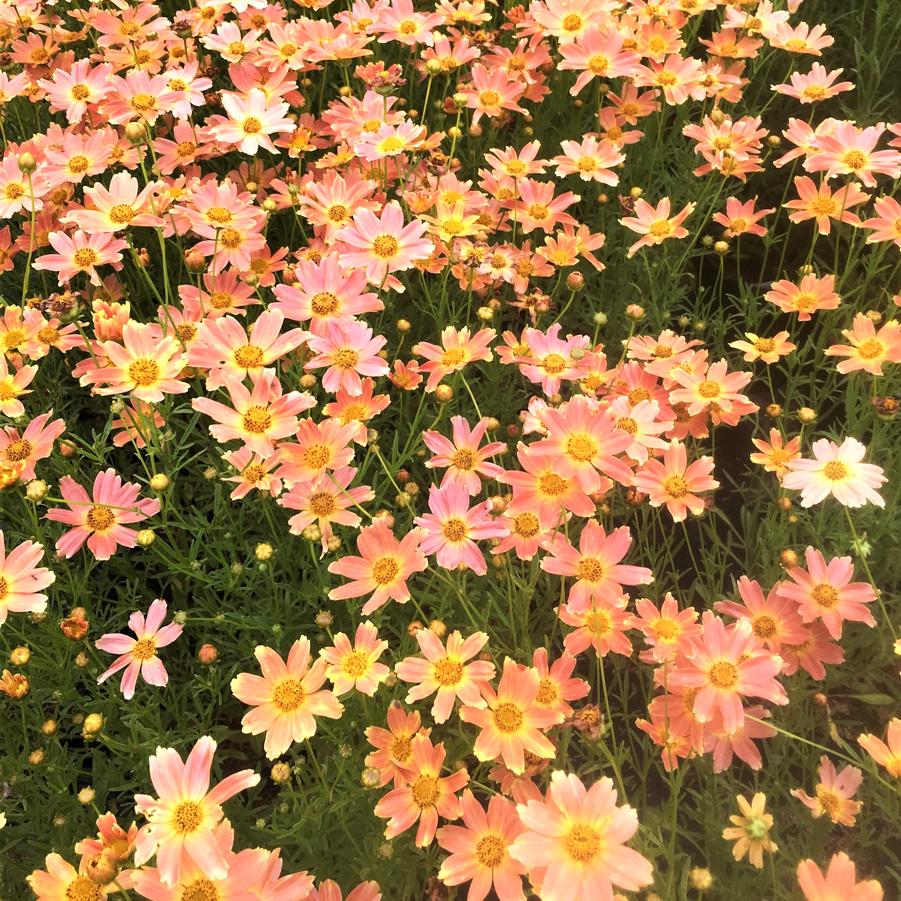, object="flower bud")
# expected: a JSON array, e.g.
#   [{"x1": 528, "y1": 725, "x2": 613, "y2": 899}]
[
  {"x1": 198, "y1": 644, "x2": 218, "y2": 665},
  {"x1": 255, "y1": 542, "x2": 274, "y2": 561},
  {"x1": 9, "y1": 646, "x2": 30, "y2": 665},
  {"x1": 18, "y1": 152, "x2": 36, "y2": 174},
  {"x1": 271, "y1": 762, "x2": 292, "y2": 784},
  {"x1": 82, "y1": 713, "x2": 104, "y2": 736},
  {"x1": 136, "y1": 529, "x2": 155, "y2": 547},
  {"x1": 434, "y1": 384, "x2": 453, "y2": 403},
  {"x1": 797, "y1": 406, "x2": 816, "y2": 424},
  {"x1": 77, "y1": 787, "x2": 96, "y2": 805},
  {"x1": 149, "y1": 473, "x2": 170, "y2": 491}
]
